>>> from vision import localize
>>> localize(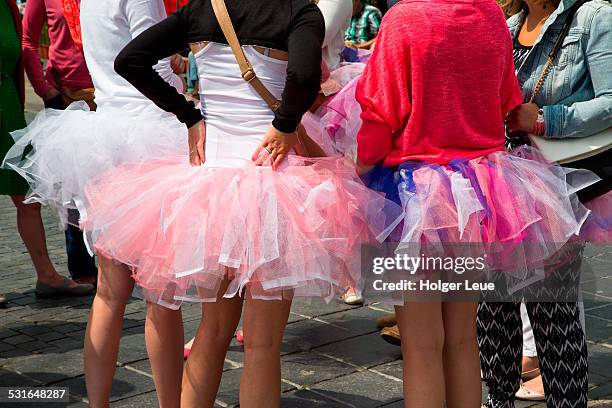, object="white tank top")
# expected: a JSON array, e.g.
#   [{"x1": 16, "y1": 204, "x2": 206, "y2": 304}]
[{"x1": 194, "y1": 43, "x2": 292, "y2": 168}]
